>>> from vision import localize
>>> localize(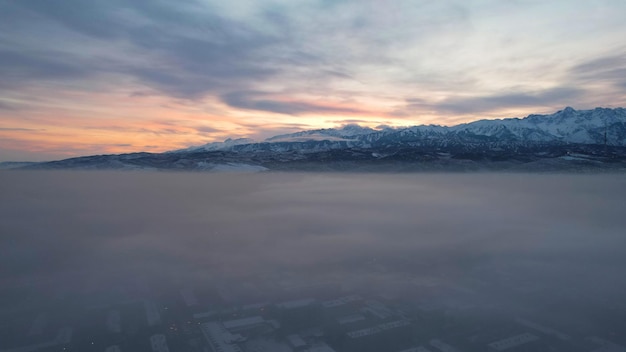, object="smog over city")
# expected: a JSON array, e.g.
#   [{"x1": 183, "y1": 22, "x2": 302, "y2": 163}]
[{"x1": 1, "y1": 171, "x2": 626, "y2": 351}]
